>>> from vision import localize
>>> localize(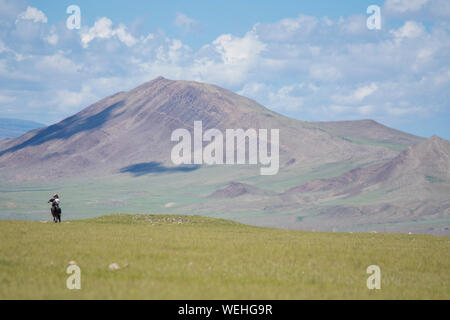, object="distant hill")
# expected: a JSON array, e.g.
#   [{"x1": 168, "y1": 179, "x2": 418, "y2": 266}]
[
  {"x1": 0, "y1": 77, "x2": 408, "y2": 180},
  {"x1": 0, "y1": 77, "x2": 447, "y2": 236},
  {"x1": 208, "y1": 182, "x2": 273, "y2": 198},
  {"x1": 281, "y1": 135, "x2": 450, "y2": 234},
  {"x1": 286, "y1": 135, "x2": 450, "y2": 194},
  {"x1": 0, "y1": 118, "x2": 45, "y2": 140},
  {"x1": 314, "y1": 119, "x2": 423, "y2": 149}
]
